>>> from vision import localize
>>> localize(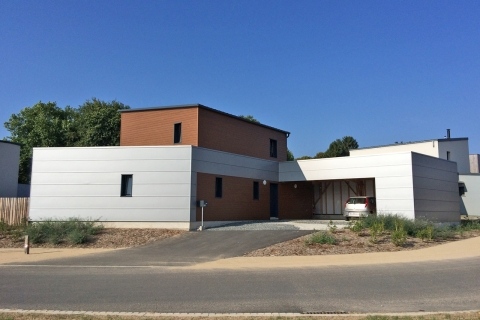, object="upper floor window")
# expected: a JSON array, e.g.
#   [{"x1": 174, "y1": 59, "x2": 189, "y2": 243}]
[
  {"x1": 446, "y1": 151, "x2": 451, "y2": 161},
  {"x1": 174, "y1": 123, "x2": 182, "y2": 144},
  {"x1": 270, "y1": 139, "x2": 277, "y2": 158}
]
